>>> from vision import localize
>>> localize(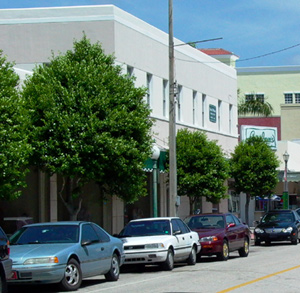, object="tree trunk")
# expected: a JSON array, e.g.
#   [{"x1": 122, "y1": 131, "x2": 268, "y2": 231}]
[
  {"x1": 189, "y1": 197, "x2": 195, "y2": 215},
  {"x1": 58, "y1": 177, "x2": 82, "y2": 221},
  {"x1": 245, "y1": 193, "x2": 250, "y2": 226}
]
